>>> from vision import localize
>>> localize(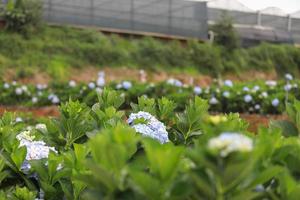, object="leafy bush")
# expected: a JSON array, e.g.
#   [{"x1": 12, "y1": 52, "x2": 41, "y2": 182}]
[
  {"x1": 0, "y1": 90, "x2": 300, "y2": 199},
  {"x1": 4, "y1": 0, "x2": 42, "y2": 34}
]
